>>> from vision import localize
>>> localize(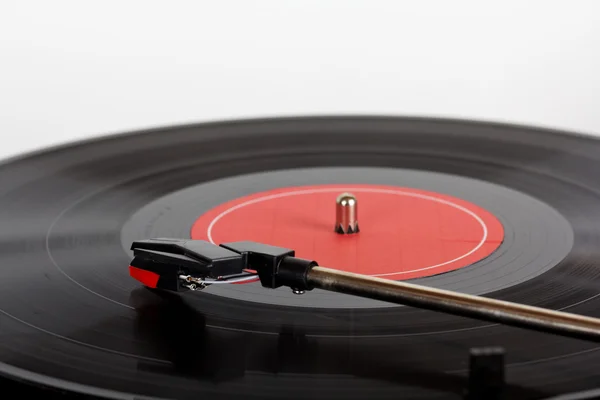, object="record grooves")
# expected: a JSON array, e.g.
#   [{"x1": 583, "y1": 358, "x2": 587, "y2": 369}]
[{"x1": 1, "y1": 116, "x2": 600, "y2": 399}]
